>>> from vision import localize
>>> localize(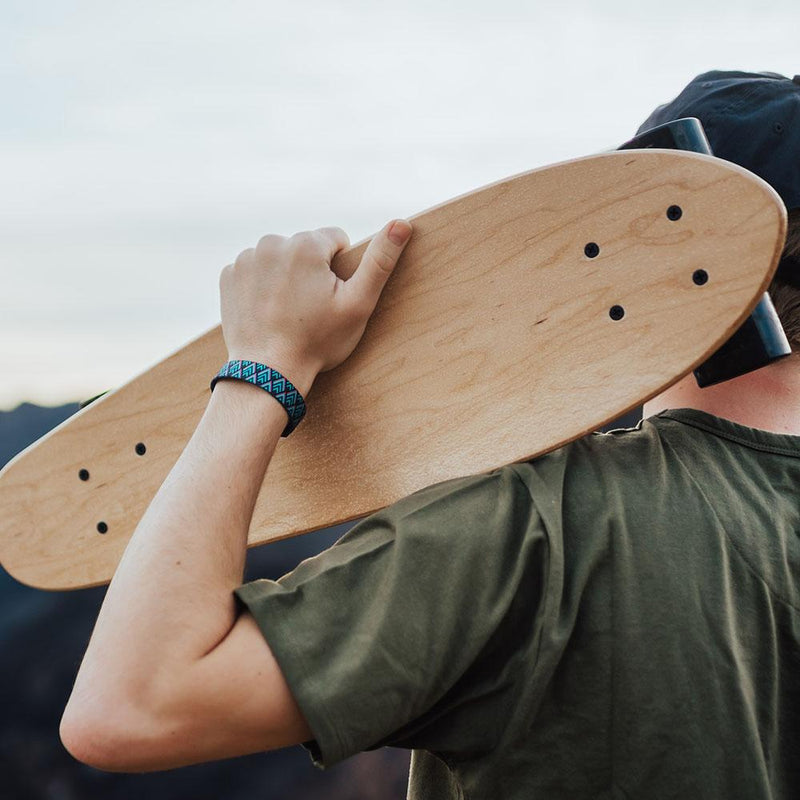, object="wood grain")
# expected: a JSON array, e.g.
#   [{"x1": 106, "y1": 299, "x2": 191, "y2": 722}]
[{"x1": 0, "y1": 150, "x2": 786, "y2": 590}]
